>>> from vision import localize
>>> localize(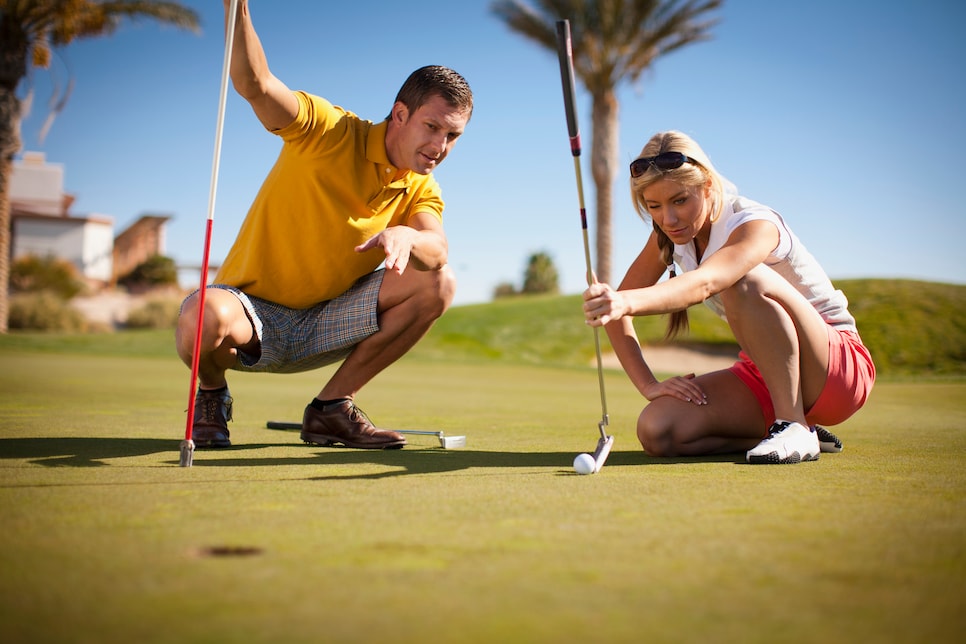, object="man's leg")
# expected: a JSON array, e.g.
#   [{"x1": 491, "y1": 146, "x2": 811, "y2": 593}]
[
  {"x1": 175, "y1": 288, "x2": 258, "y2": 447},
  {"x1": 318, "y1": 265, "x2": 455, "y2": 400},
  {"x1": 300, "y1": 266, "x2": 455, "y2": 450}
]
